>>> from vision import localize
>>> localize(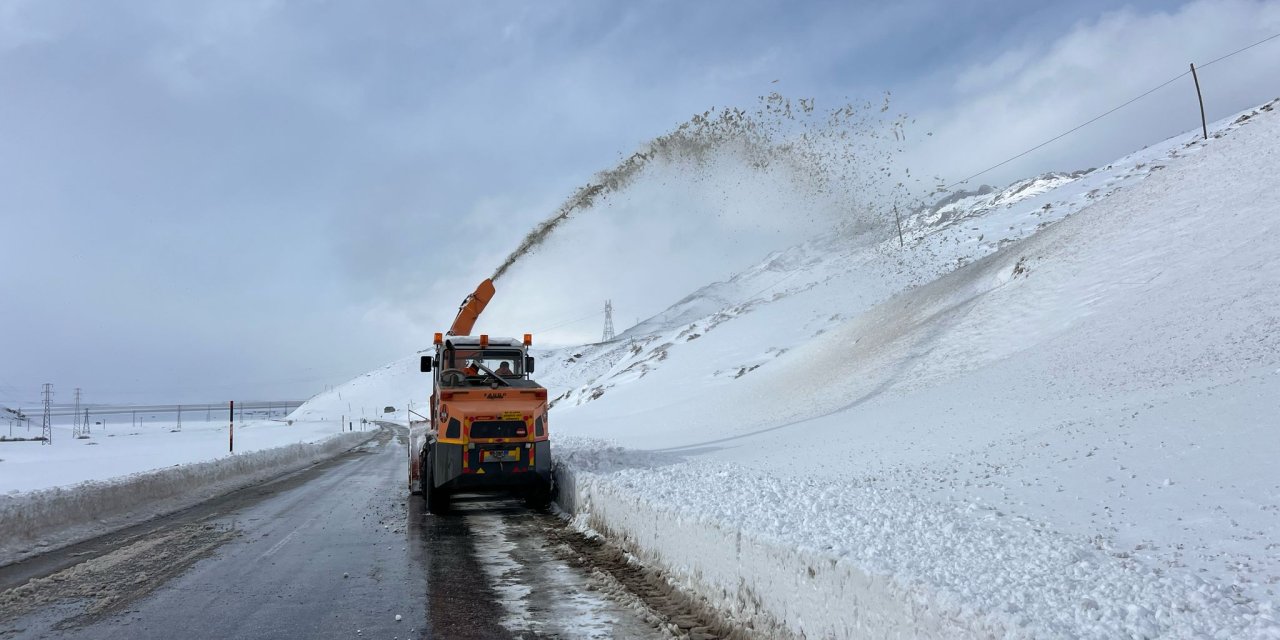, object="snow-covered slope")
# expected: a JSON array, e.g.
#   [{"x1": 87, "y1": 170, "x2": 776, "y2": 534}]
[
  {"x1": 304, "y1": 99, "x2": 1280, "y2": 638},
  {"x1": 289, "y1": 355, "x2": 428, "y2": 426}
]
